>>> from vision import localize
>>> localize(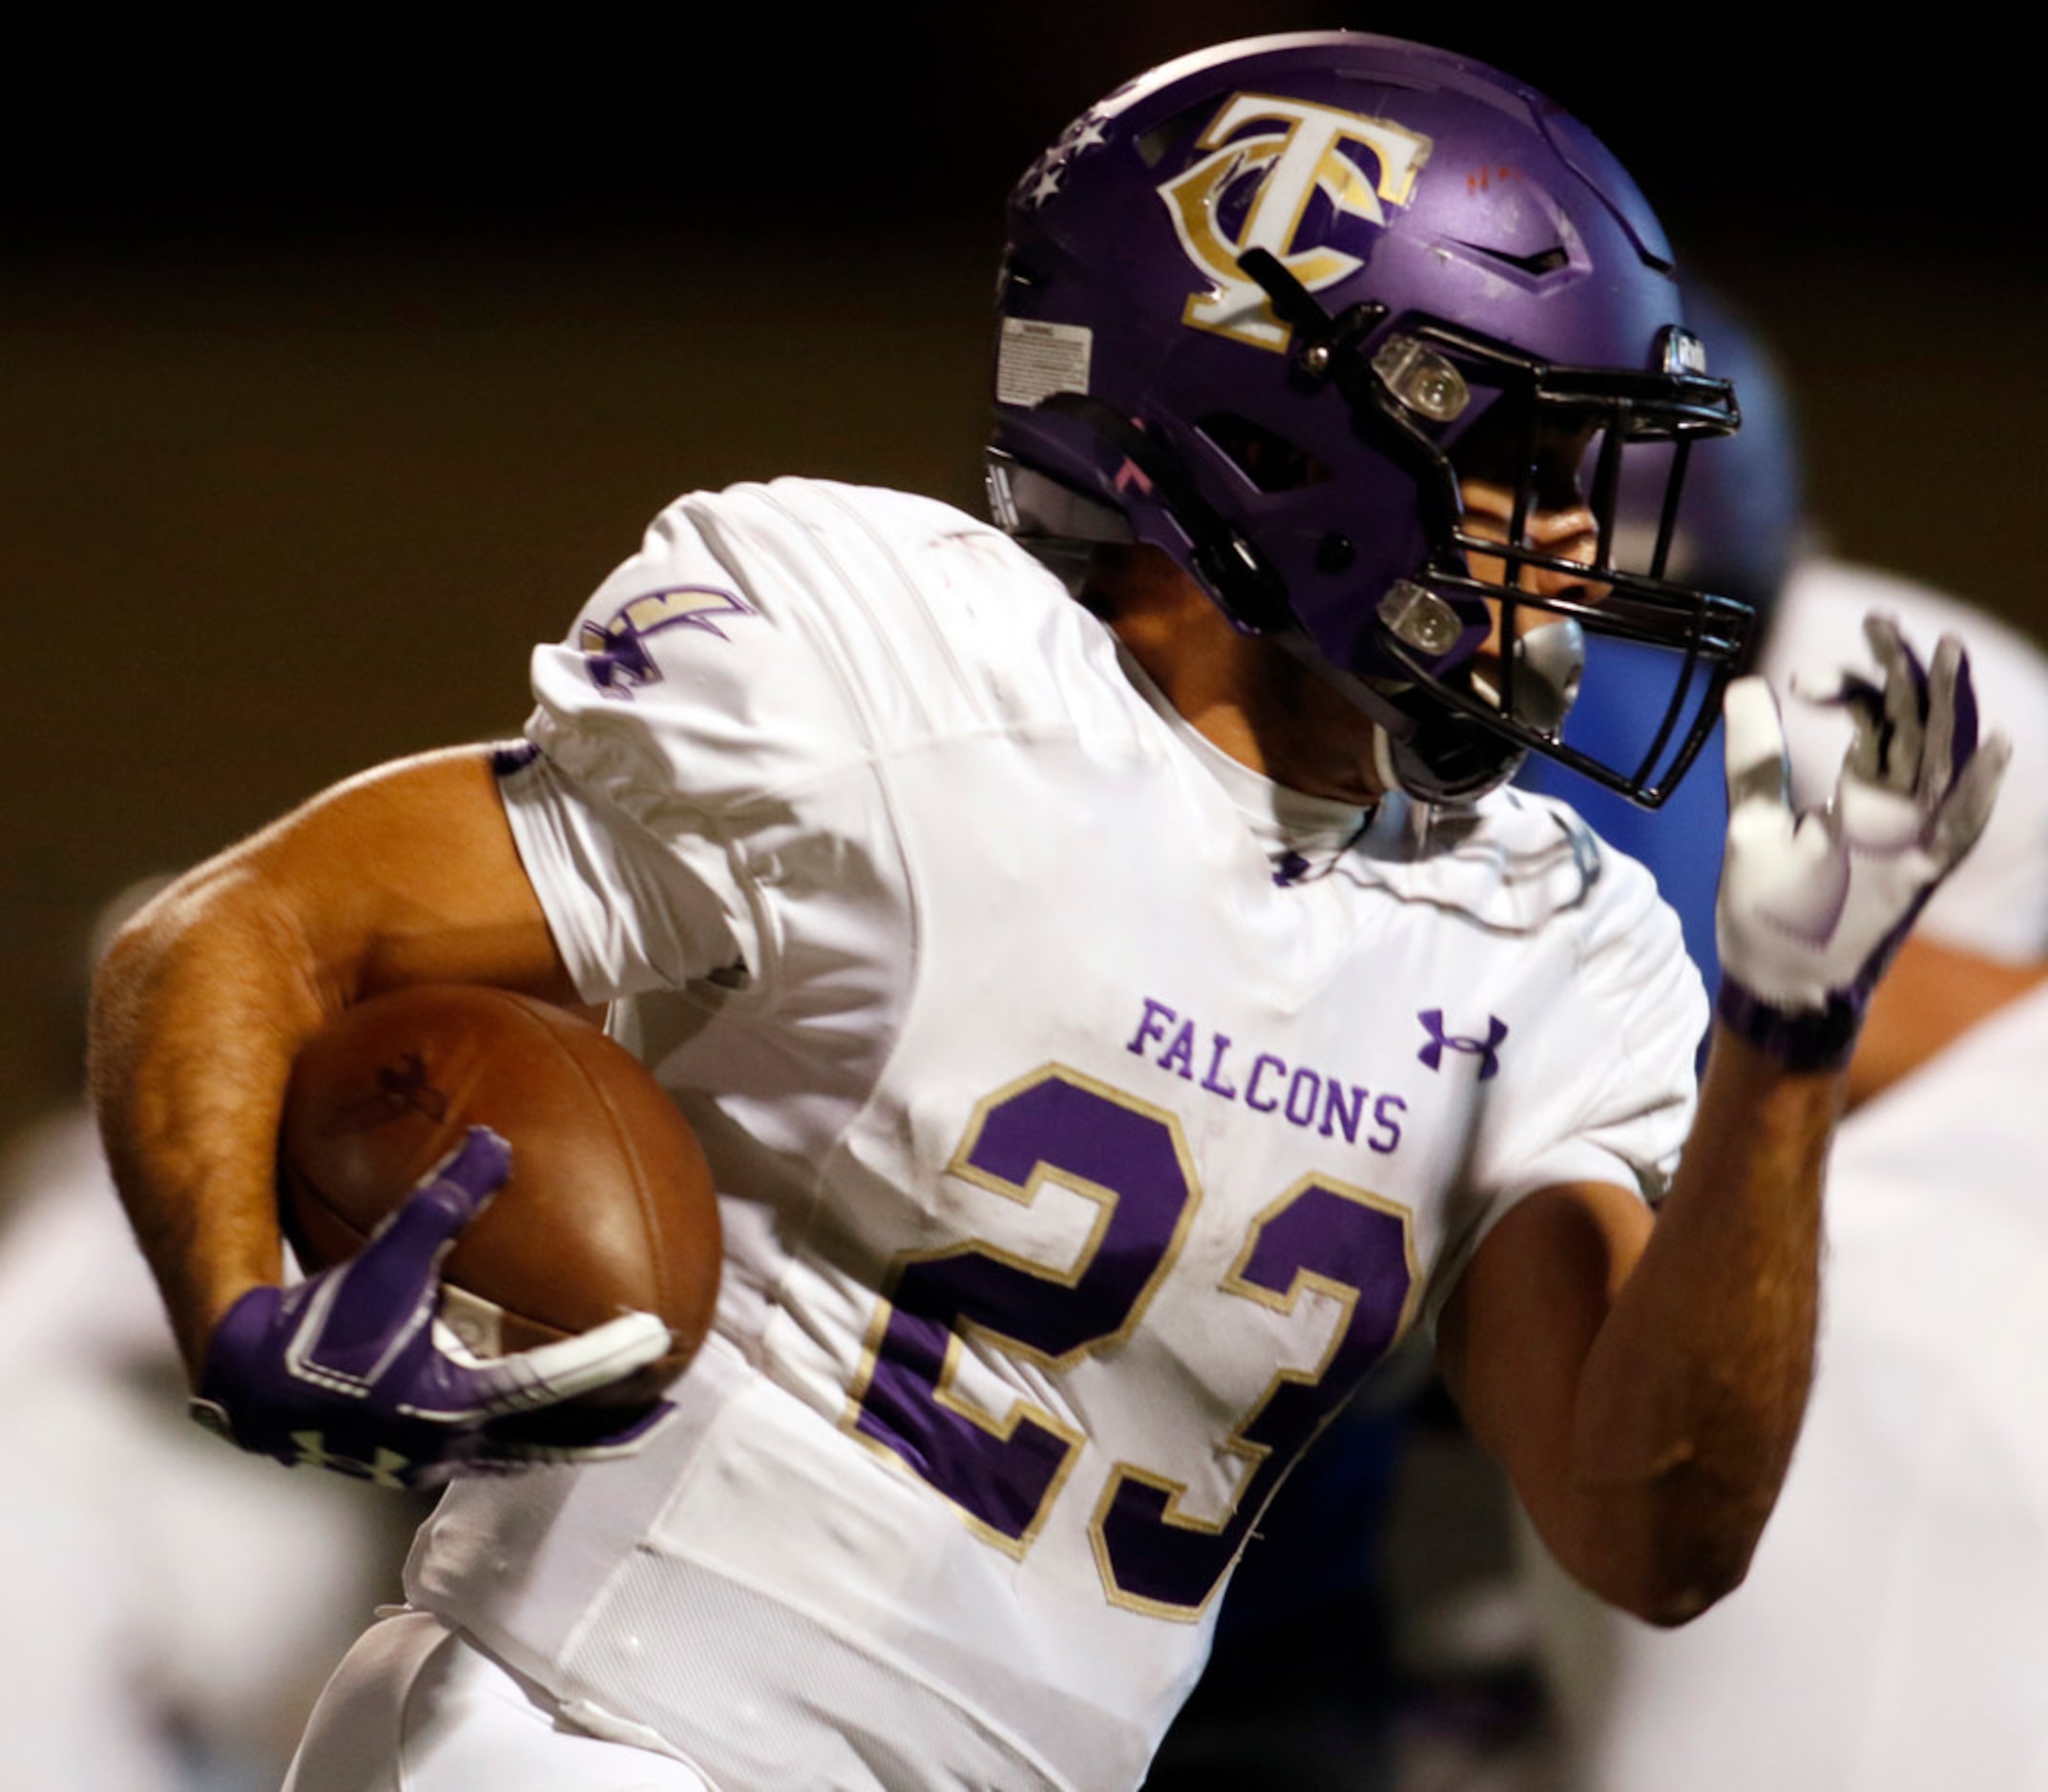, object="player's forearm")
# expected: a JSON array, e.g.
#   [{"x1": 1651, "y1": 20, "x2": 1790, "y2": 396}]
[
  {"x1": 88, "y1": 860, "x2": 337, "y2": 1383},
  {"x1": 89, "y1": 750, "x2": 581, "y2": 1384},
  {"x1": 1562, "y1": 1025, "x2": 1838, "y2": 1621},
  {"x1": 1538, "y1": 625, "x2": 2007, "y2": 1618}
]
